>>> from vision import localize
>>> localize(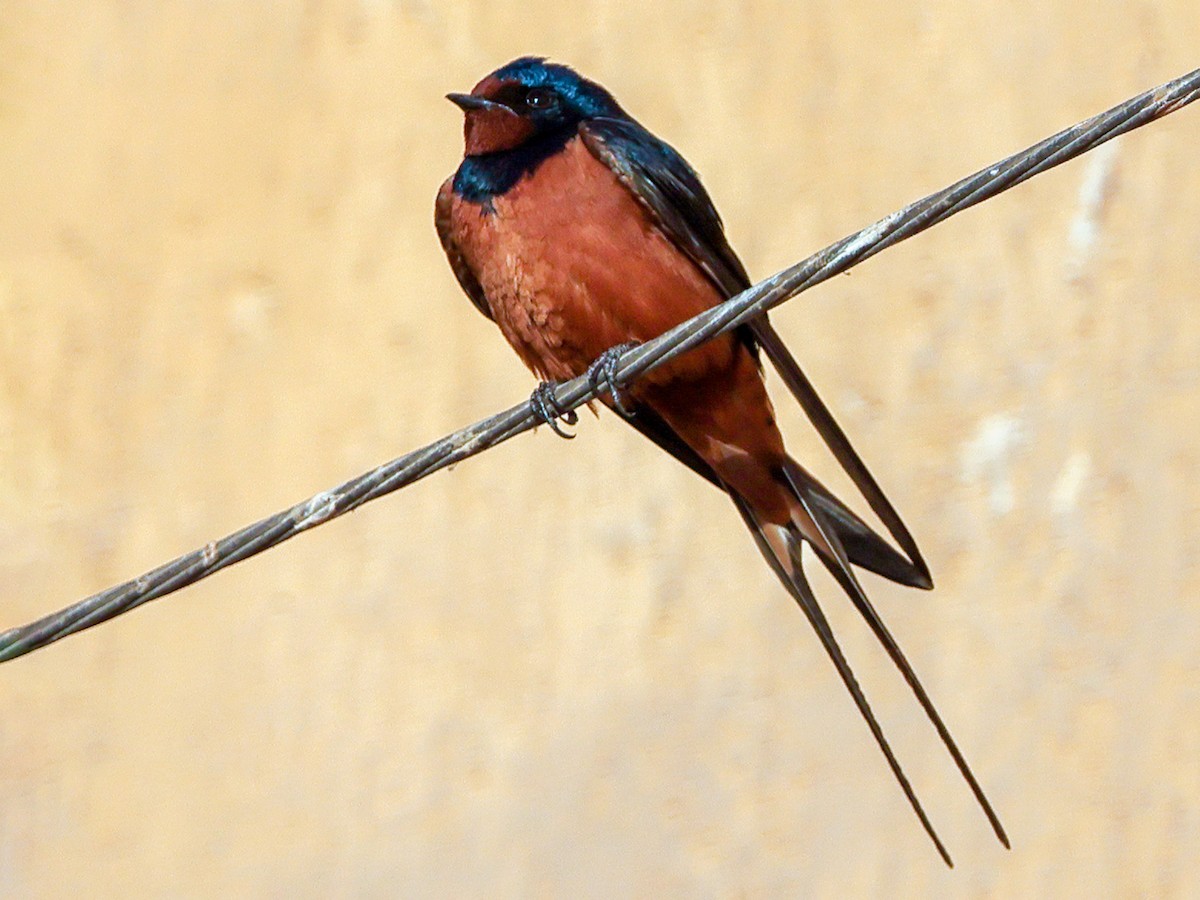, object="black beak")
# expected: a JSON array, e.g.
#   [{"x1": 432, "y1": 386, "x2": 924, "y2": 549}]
[{"x1": 446, "y1": 93, "x2": 505, "y2": 113}]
